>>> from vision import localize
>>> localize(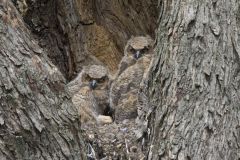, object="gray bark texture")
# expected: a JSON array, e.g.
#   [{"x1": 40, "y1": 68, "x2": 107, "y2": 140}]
[
  {"x1": 146, "y1": 0, "x2": 240, "y2": 159},
  {"x1": 0, "y1": 1, "x2": 86, "y2": 159}
]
